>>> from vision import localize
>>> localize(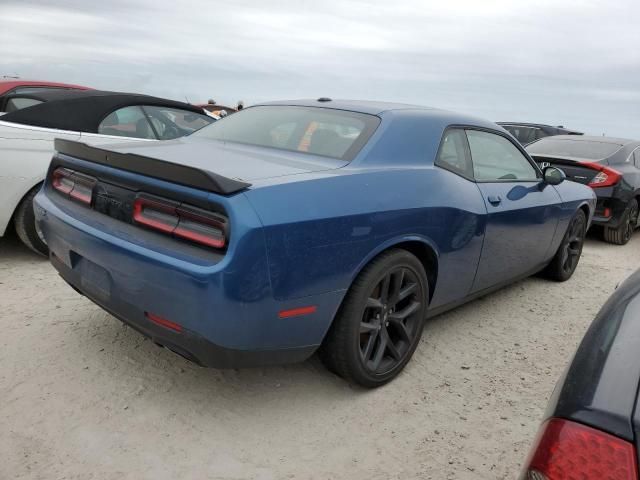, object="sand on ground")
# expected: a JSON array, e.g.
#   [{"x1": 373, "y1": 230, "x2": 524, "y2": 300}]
[{"x1": 2, "y1": 229, "x2": 639, "y2": 479}]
